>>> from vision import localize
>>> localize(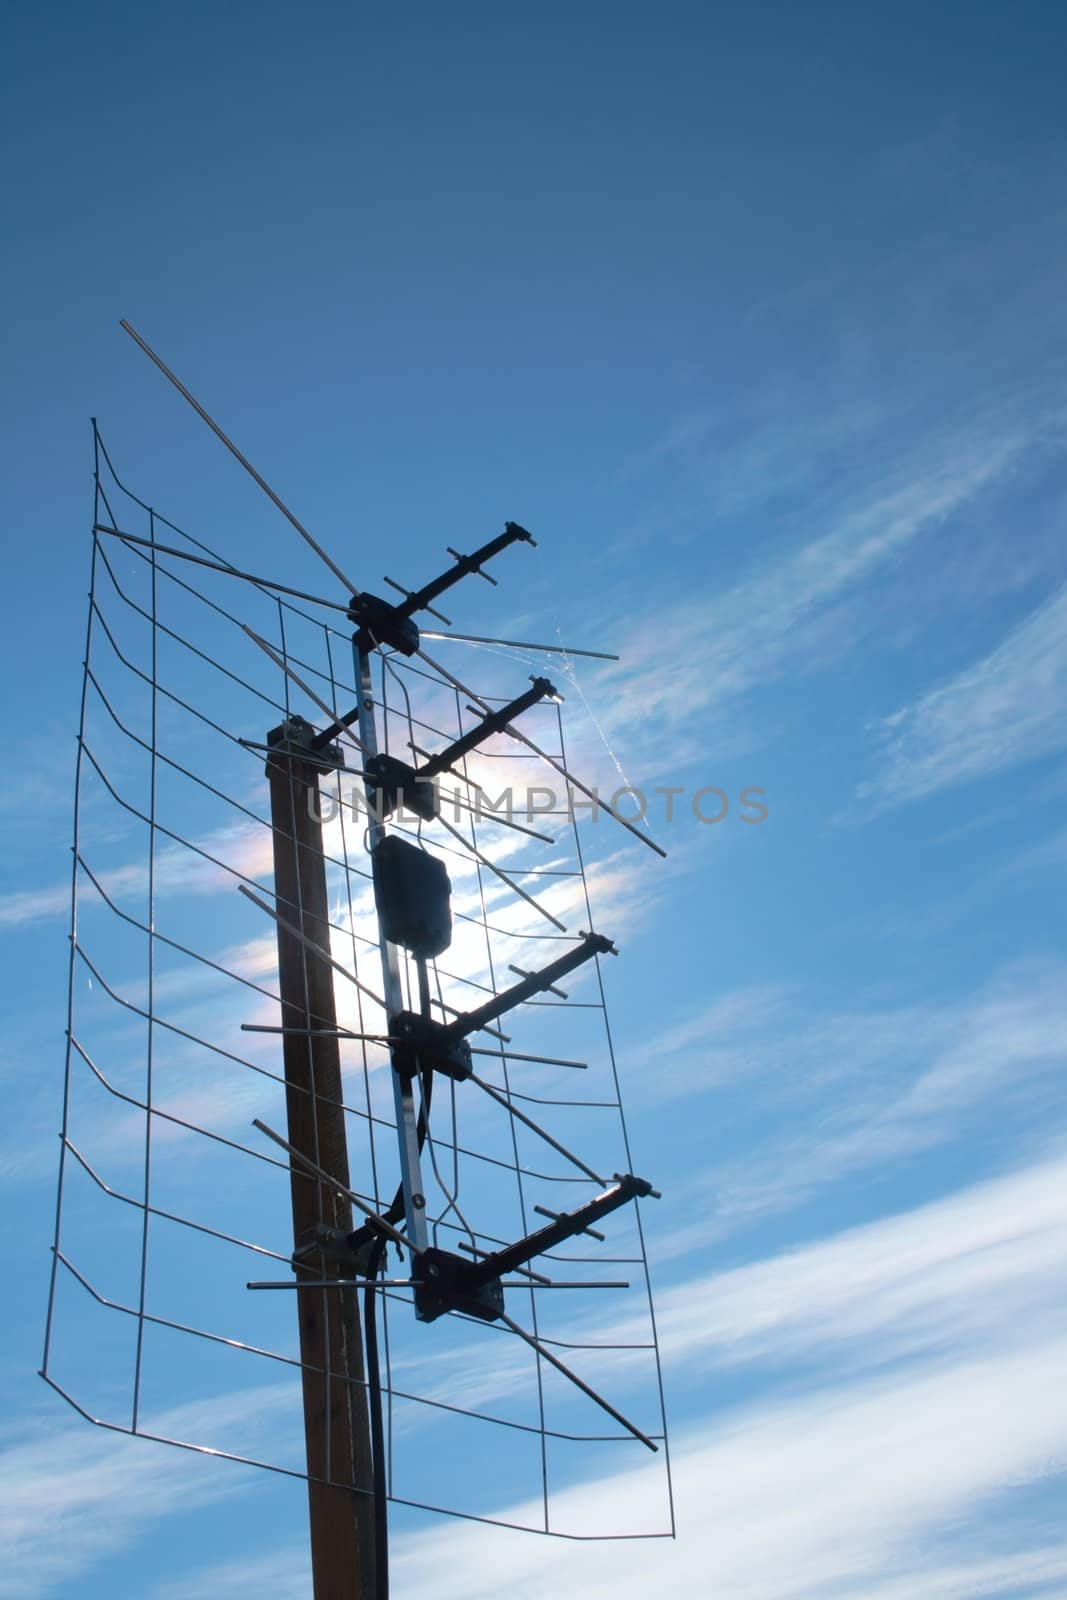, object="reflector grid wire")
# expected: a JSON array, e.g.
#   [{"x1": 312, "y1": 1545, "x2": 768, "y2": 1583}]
[{"x1": 41, "y1": 426, "x2": 674, "y2": 1541}]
